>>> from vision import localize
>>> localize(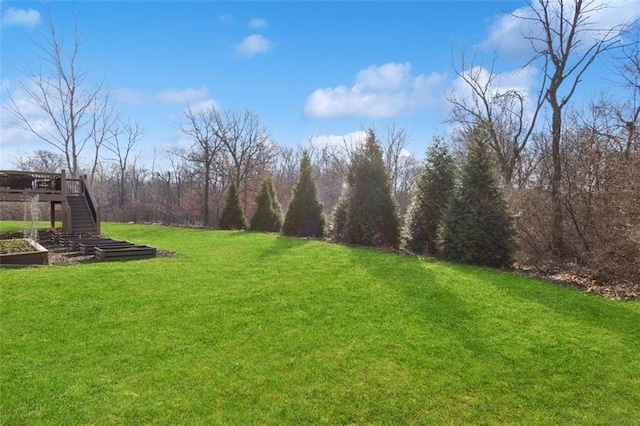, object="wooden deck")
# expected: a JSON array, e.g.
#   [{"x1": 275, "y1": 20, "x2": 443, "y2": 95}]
[
  {"x1": 1, "y1": 170, "x2": 72, "y2": 202},
  {"x1": 0, "y1": 170, "x2": 100, "y2": 235}
]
